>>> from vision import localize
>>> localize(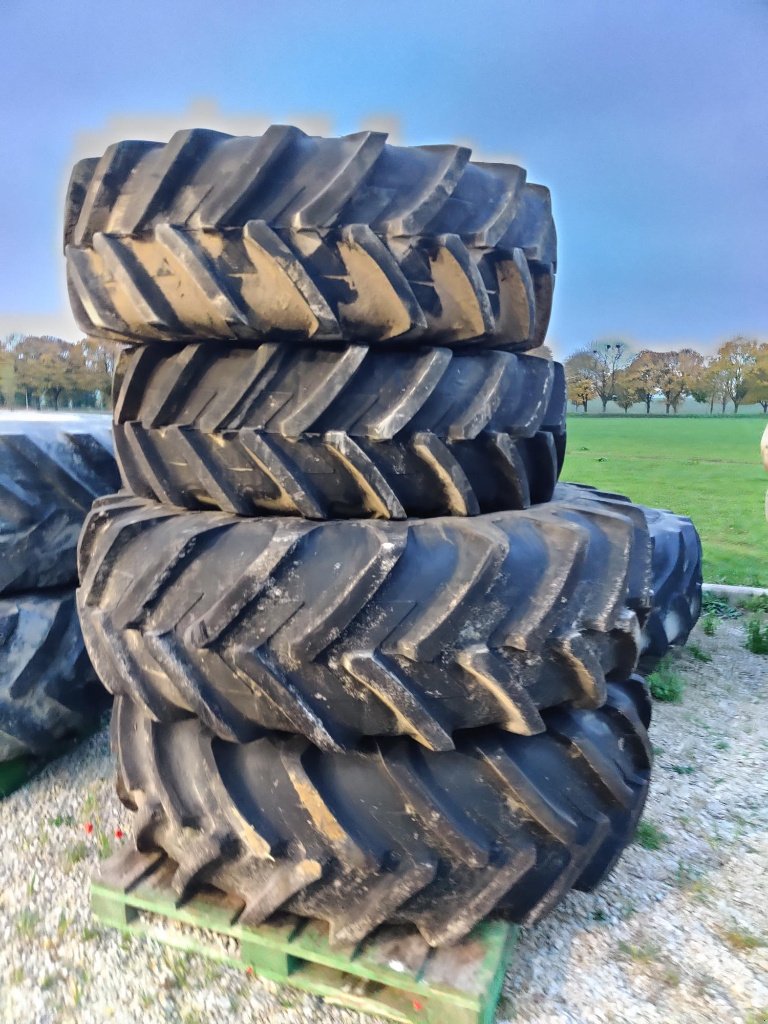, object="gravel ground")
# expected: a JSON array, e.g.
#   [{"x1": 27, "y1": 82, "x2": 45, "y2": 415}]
[{"x1": 0, "y1": 614, "x2": 766, "y2": 1024}]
